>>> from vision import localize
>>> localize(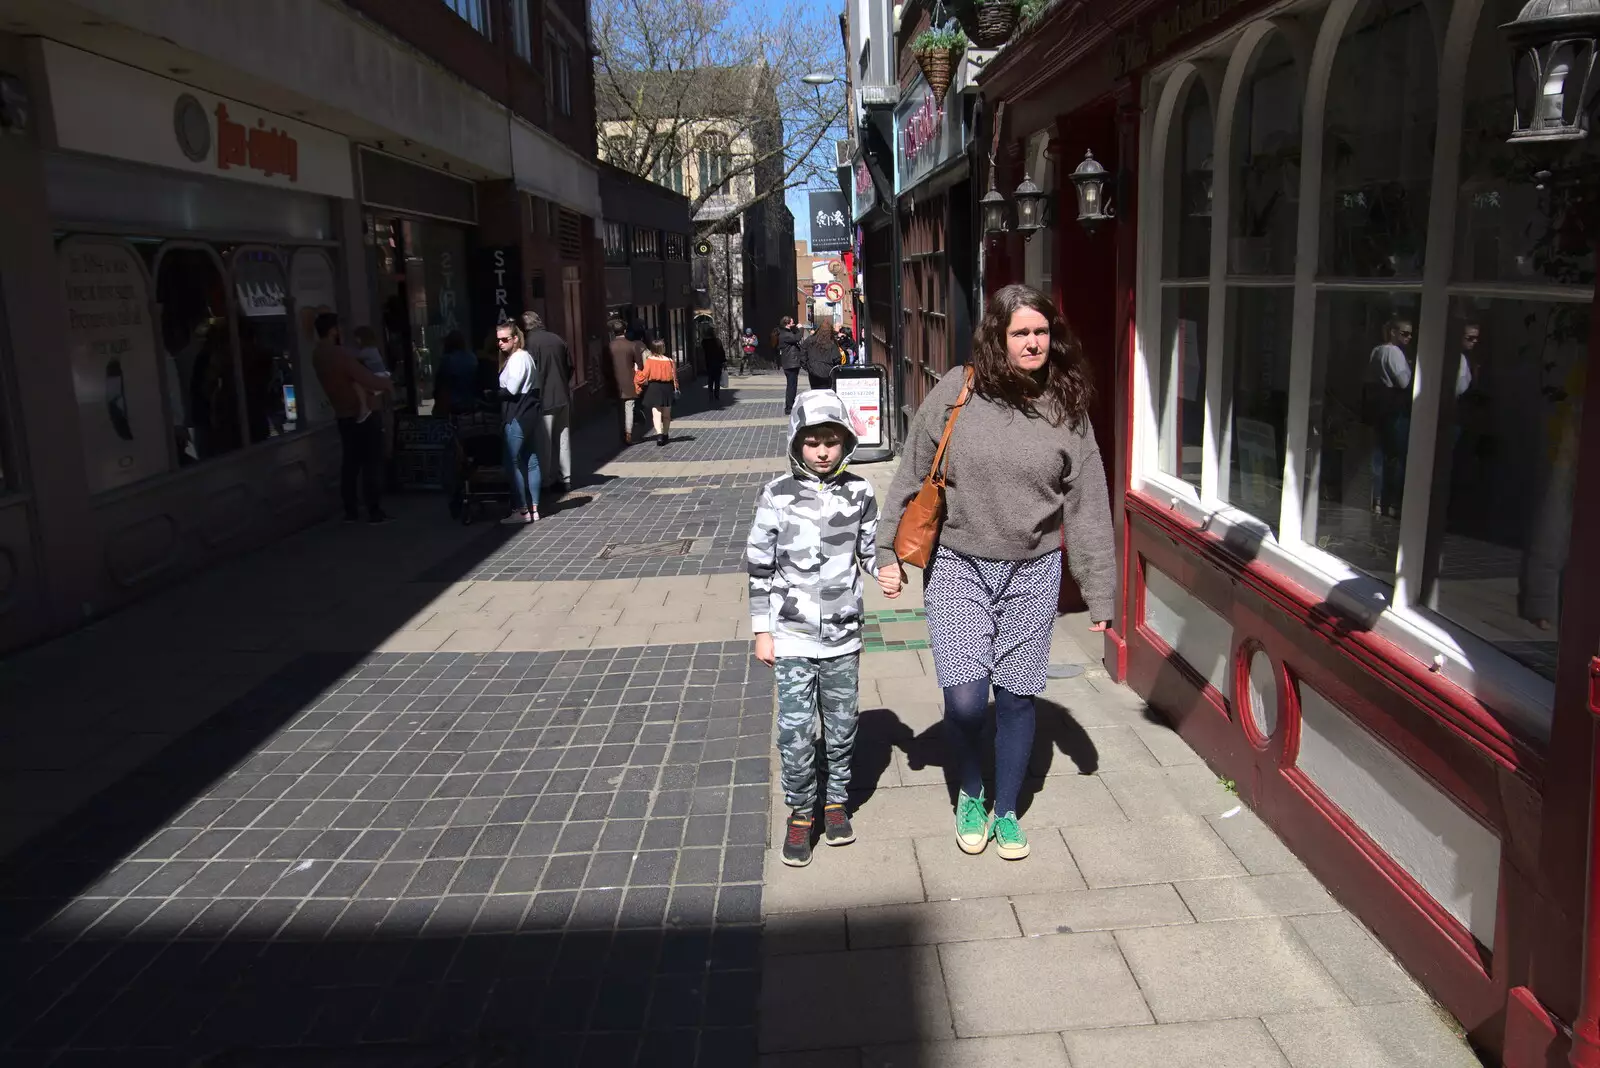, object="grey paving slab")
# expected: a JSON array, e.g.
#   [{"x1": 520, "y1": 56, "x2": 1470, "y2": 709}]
[
  {"x1": 1263, "y1": 1004, "x2": 1482, "y2": 1067},
  {"x1": 763, "y1": 836, "x2": 925, "y2": 914},
  {"x1": 762, "y1": 909, "x2": 847, "y2": 956},
  {"x1": 1101, "y1": 765, "x2": 1244, "y2": 821},
  {"x1": 1288, "y1": 912, "x2": 1429, "y2": 1005},
  {"x1": 846, "y1": 897, "x2": 1021, "y2": 949},
  {"x1": 611, "y1": 423, "x2": 789, "y2": 463},
  {"x1": 864, "y1": 1033, "x2": 1070, "y2": 1068},
  {"x1": 1208, "y1": 808, "x2": 1309, "y2": 875},
  {"x1": 914, "y1": 830, "x2": 1086, "y2": 900},
  {"x1": 1175, "y1": 872, "x2": 1342, "y2": 922},
  {"x1": 1115, "y1": 918, "x2": 1350, "y2": 1022},
  {"x1": 1010, "y1": 883, "x2": 1194, "y2": 935},
  {"x1": 759, "y1": 945, "x2": 953, "y2": 1051},
  {"x1": 939, "y1": 932, "x2": 1153, "y2": 1036},
  {"x1": 1061, "y1": 1019, "x2": 1291, "y2": 1067},
  {"x1": 1, "y1": 642, "x2": 771, "y2": 1064},
  {"x1": 1061, "y1": 815, "x2": 1246, "y2": 887}
]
